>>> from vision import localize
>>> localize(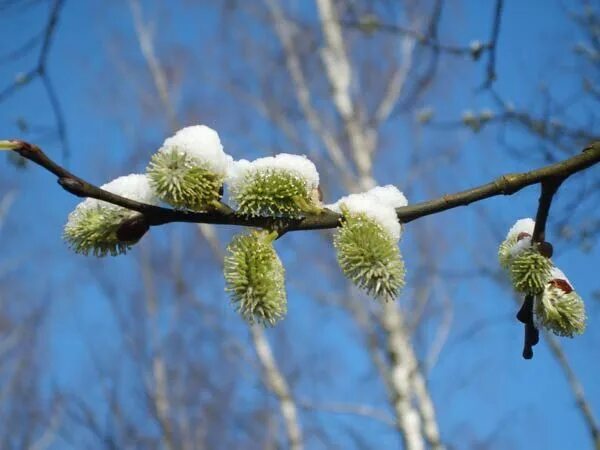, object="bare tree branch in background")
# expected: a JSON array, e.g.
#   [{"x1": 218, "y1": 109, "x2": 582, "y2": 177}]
[
  {"x1": 480, "y1": 0, "x2": 504, "y2": 89},
  {"x1": 0, "y1": 0, "x2": 69, "y2": 159}
]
